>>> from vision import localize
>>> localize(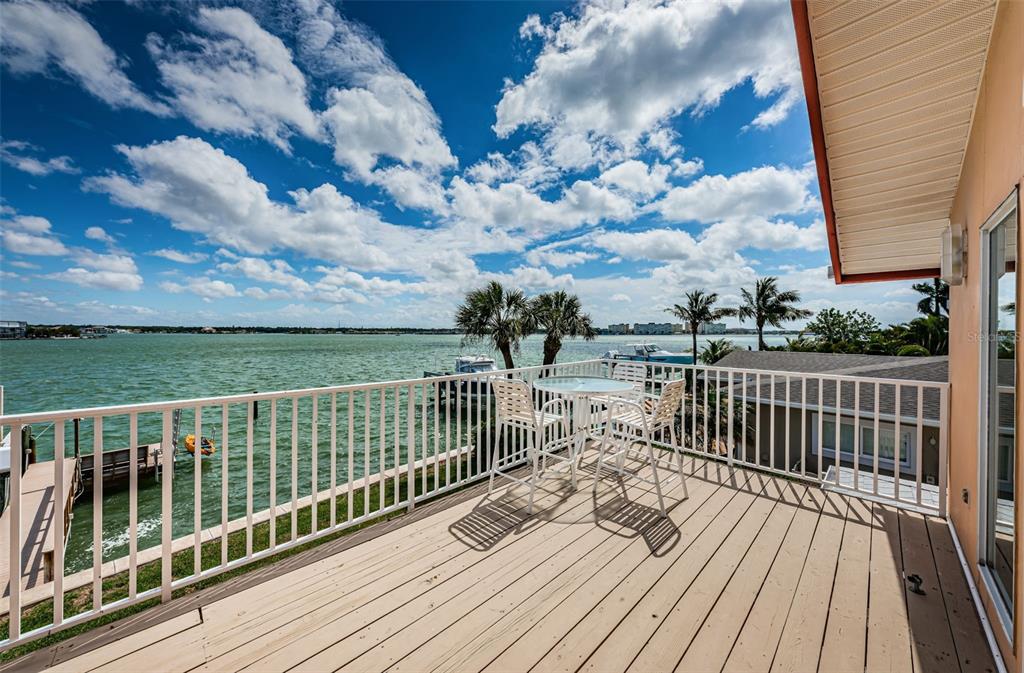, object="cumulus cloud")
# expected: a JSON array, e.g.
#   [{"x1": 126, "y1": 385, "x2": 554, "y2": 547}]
[
  {"x1": 258, "y1": 0, "x2": 455, "y2": 212},
  {"x1": 49, "y1": 249, "x2": 143, "y2": 291},
  {"x1": 0, "y1": 0, "x2": 169, "y2": 115},
  {"x1": 1, "y1": 214, "x2": 69, "y2": 255},
  {"x1": 509, "y1": 265, "x2": 575, "y2": 290},
  {"x1": 593, "y1": 217, "x2": 824, "y2": 263},
  {"x1": 599, "y1": 160, "x2": 670, "y2": 200},
  {"x1": 147, "y1": 7, "x2": 320, "y2": 152},
  {"x1": 218, "y1": 256, "x2": 311, "y2": 294},
  {"x1": 149, "y1": 248, "x2": 208, "y2": 264},
  {"x1": 86, "y1": 136, "x2": 639, "y2": 283},
  {"x1": 448, "y1": 176, "x2": 634, "y2": 239},
  {"x1": 0, "y1": 139, "x2": 77, "y2": 176},
  {"x1": 85, "y1": 226, "x2": 115, "y2": 244},
  {"x1": 495, "y1": 0, "x2": 801, "y2": 169},
  {"x1": 160, "y1": 277, "x2": 239, "y2": 301},
  {"x1": 649, "y1": 165, "x2": 816, "y2": 223}
]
